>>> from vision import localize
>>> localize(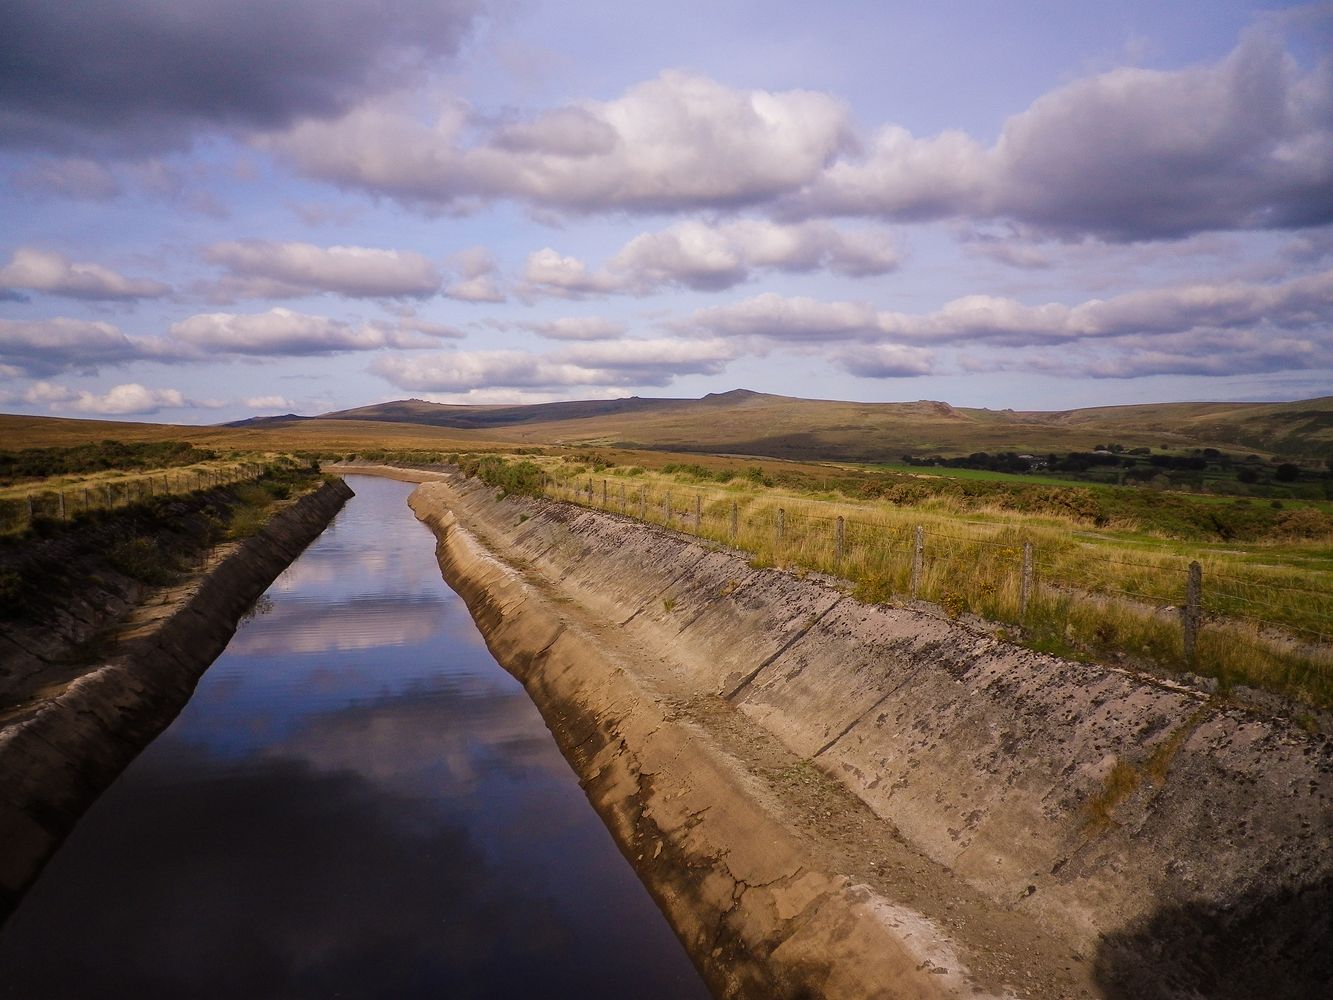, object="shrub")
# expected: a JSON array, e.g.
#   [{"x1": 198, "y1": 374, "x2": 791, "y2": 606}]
[
  {"x1": 463, "y1": 456, "x2": 545, "y2": 497},
  {"x1": 106, "y1": 537, "x2": 176, "y2": 584}
]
